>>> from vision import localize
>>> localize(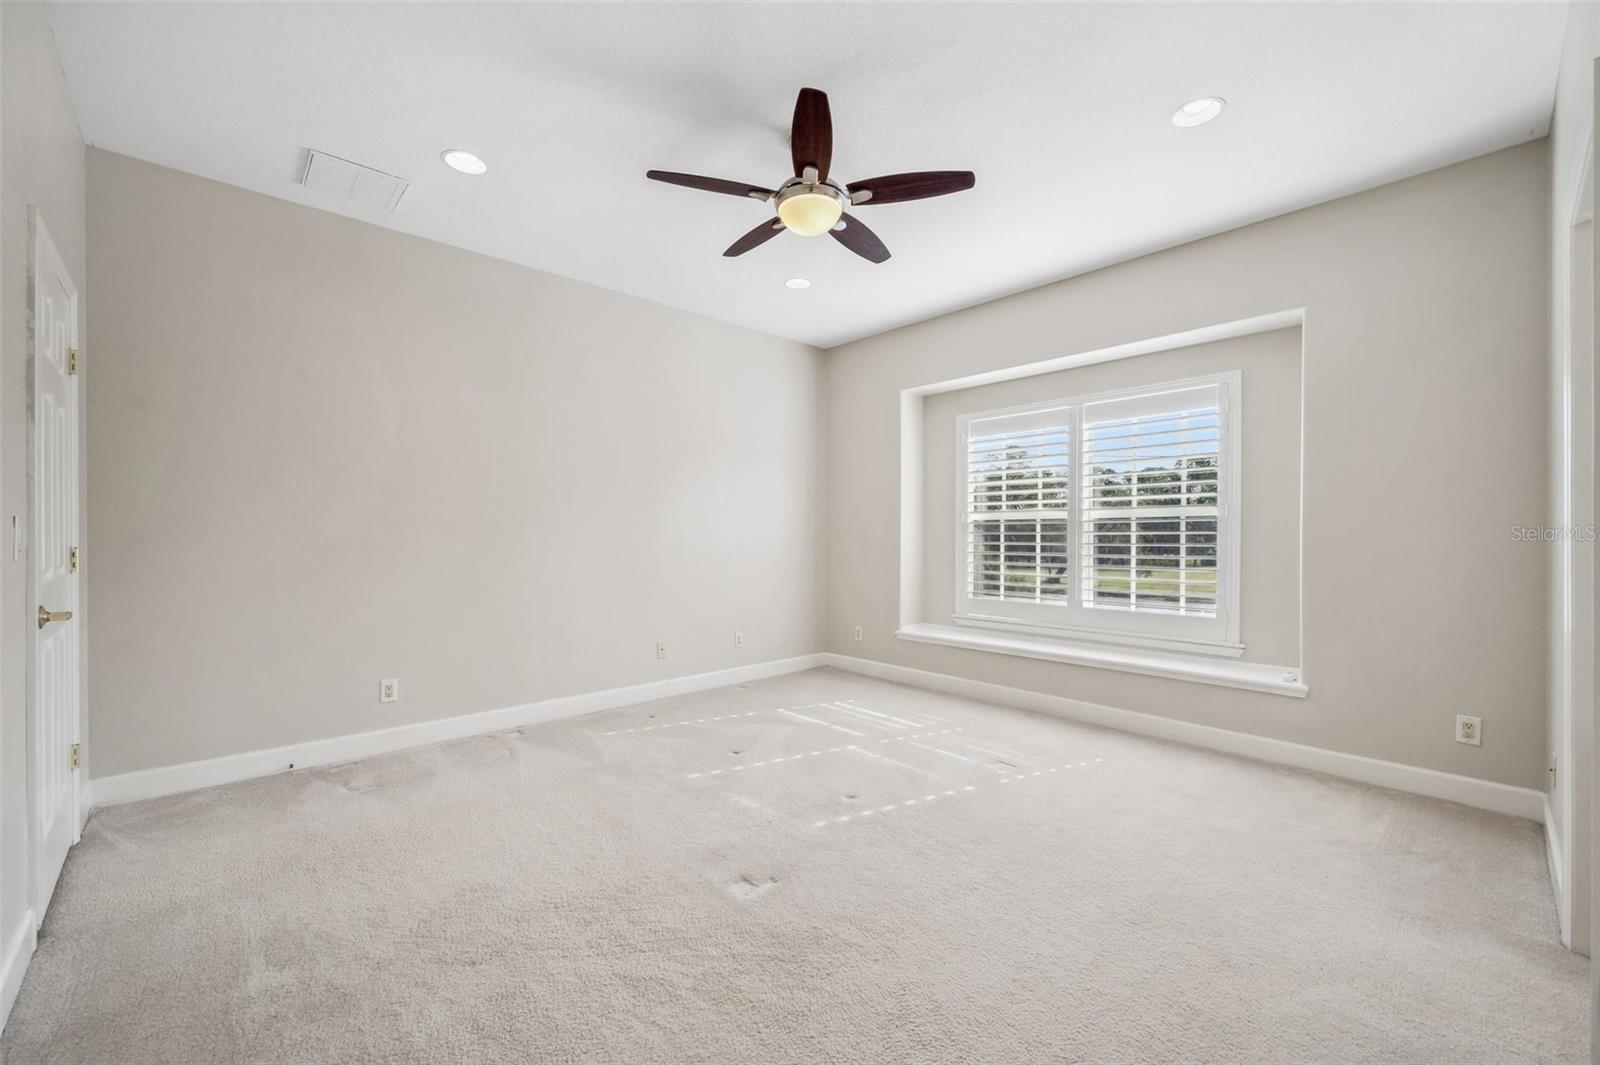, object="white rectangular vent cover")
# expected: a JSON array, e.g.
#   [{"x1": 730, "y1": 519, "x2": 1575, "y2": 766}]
[{"x1": 300, "y1": 150, "x2": 409, "y2": 212}]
